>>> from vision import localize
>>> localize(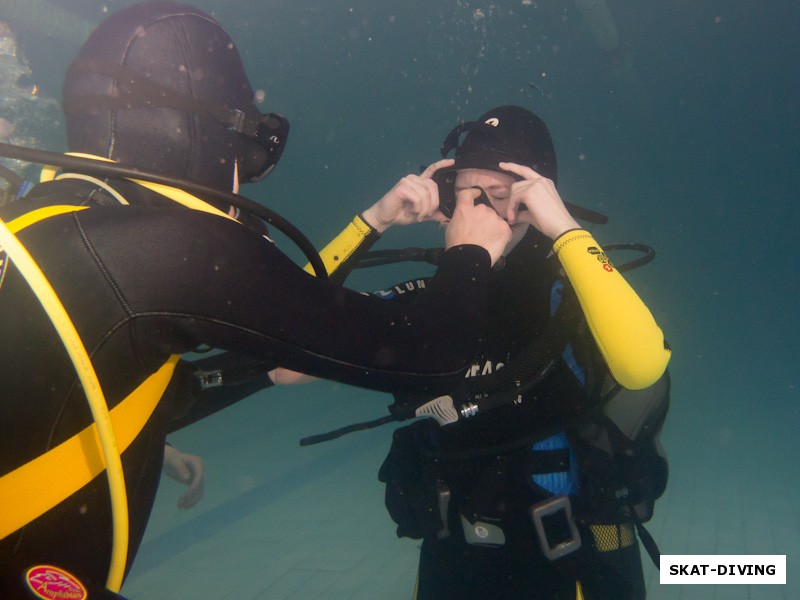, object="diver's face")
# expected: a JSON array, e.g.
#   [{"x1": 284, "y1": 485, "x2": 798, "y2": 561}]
[
  {"x1": 454, "y1": 168, "x2": 528, "y2": 255},
  {"x1": 454, "y1": 169, "x2": 516, "y2": 220}
]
